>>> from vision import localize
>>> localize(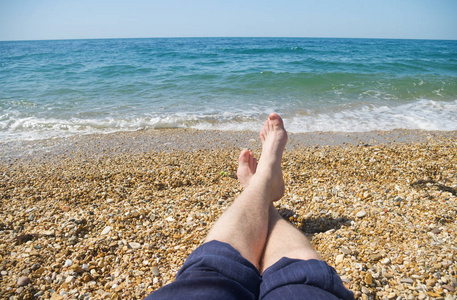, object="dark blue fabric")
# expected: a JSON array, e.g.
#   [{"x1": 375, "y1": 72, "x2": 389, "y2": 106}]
[
  {"x1": 144, "y1": 241, "x2": 354, "y2": 300},
  {"x1": 260, "y1": 258, "x2": 354, "y2": 300},
  {"x1": 144, "y1": 240, "x2": 261, "y2": 300}
]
